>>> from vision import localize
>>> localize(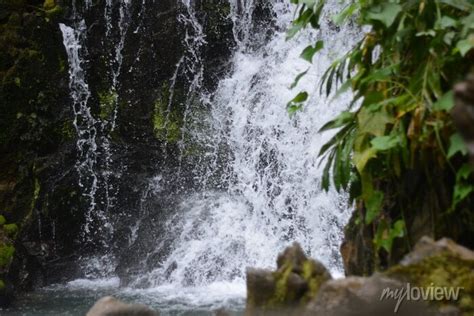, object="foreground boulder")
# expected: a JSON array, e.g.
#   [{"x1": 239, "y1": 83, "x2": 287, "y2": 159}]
[
  {"x1": 385, "y1": 237, "x2": 474, "y2": 315},
  {"x1": 86, "y1": 296, "x2": 159, "y2": 316},
  {"x1": 246, "y1": 242, "x2": 332, "y2": 315},
  {"x1": 306, "y1": 275, "x2": 441, "y2": 316},
  {"x1": 246, "y1": 237, "x2": 474, "y2": 315}
]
